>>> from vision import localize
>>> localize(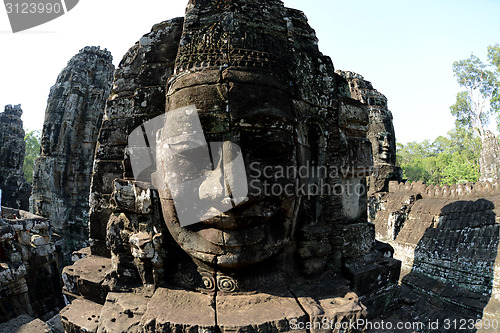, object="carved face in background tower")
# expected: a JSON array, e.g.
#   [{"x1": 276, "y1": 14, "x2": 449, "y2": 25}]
[
  {"x1": 155, "y1": 69, "x2": 301, "y2": 269},
  {"x1": 377, "y1": 132, "x2": 391, "y2": 163},
  {"x1": 369, "y1": 110, "x2": 397, "y2": 166}
]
